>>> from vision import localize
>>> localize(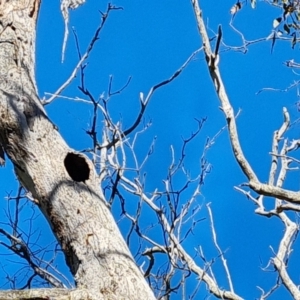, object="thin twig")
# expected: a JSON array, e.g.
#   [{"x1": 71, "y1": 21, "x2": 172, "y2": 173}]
[
  {"x1": 207, "y1": 203, "x2": 234, "y2": 293},
  {"x1": 44, "y1": 4, "x2": 123, "y2": 105}
]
